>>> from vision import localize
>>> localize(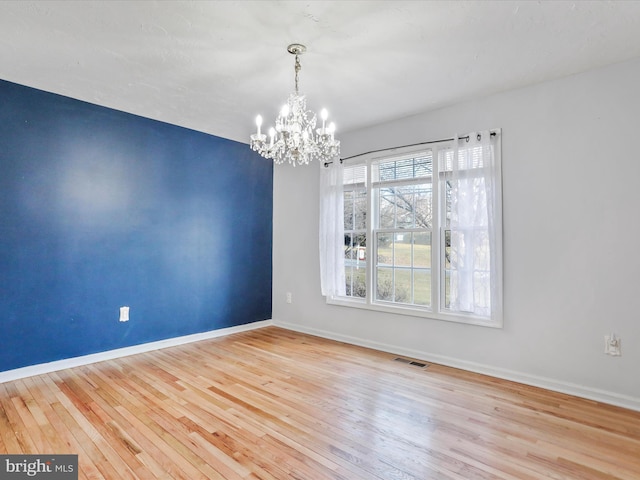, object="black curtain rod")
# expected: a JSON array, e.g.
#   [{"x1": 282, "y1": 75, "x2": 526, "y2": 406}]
[{"x1": 324, "y1": 131, "x2": 497, "y2": 167}]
